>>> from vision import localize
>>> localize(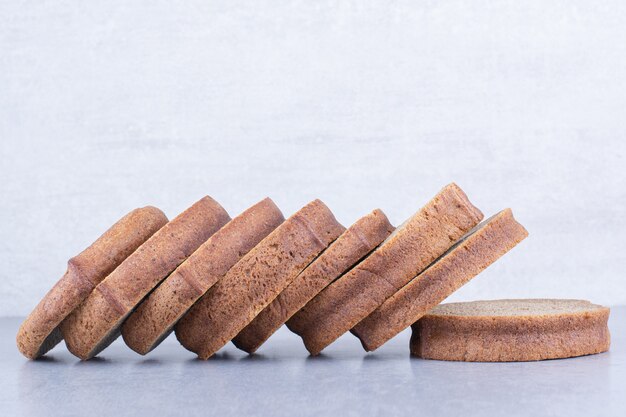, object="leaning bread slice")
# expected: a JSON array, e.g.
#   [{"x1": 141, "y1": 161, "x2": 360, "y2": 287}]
[
  {"x1": 291, "y1": 183, "x2": 483, "y2": 355},
  {"x1": 16, "y1": 207, "x2": 168, "y2": 359},
  {"x1": 175, "y1": 199, "x2": 345, "y2": 359},
  {"x1": 121, "y1": 198, "x2": 284, "y2": 355},
  {"x1": 411, "y1": 299, "x2": 610, "y2": 361},
  {"x1": 233, "y1": 209, "x2": 394, "y2": 353},
  {"x1": 352, "y1": 209, "x2": 528, "y2": 351},
  {"x1": 61, "y1": 196, "x2": 230, "y2": 360}
]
